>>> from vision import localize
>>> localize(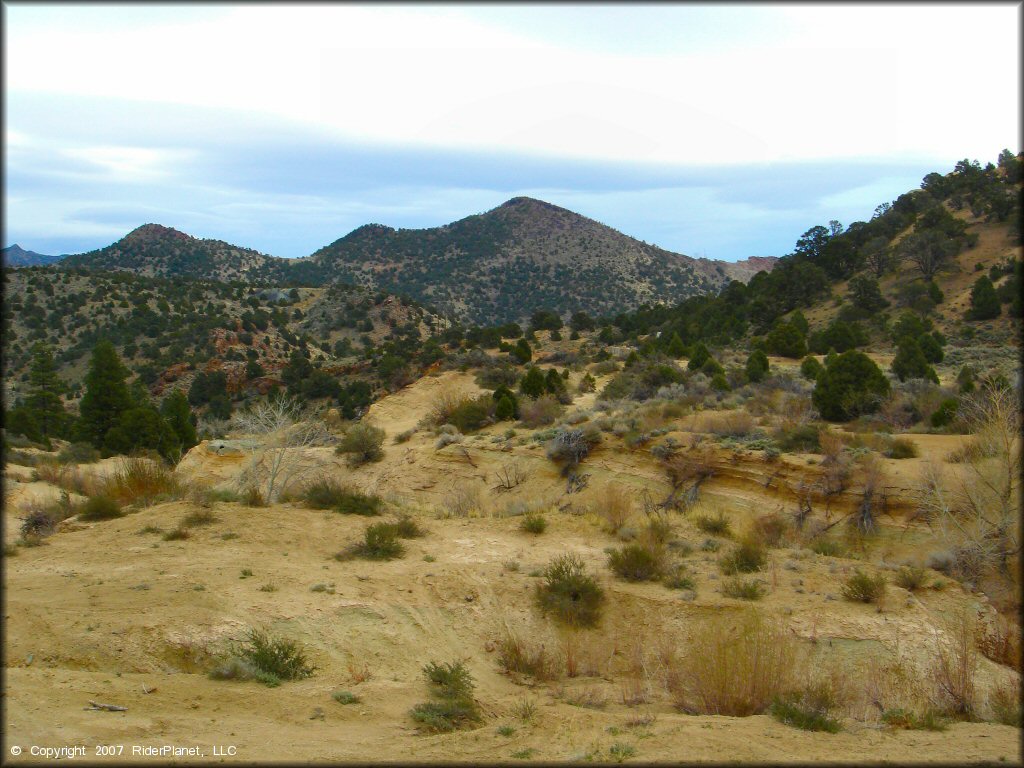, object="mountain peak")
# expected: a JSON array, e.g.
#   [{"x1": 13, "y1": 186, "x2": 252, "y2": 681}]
[{"x1": 123, "y1": 223, "x2": 192, "y2": 243}]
